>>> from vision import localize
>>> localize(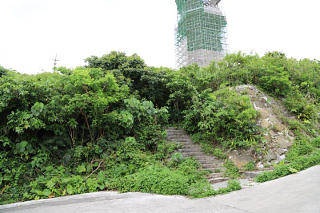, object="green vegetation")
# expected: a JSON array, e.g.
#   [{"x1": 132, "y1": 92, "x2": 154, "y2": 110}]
[
  {"x1": 0, "y1": 66, "x2": 8, "y2": 78},
  {"x1": 256, "y1": 136, "x2": 320, "y2": 182},
  {"x1": 184, "y1": 87, "x2": 261, "y2": 149},
  {"x1": 1, "y1": 51, "x2": 320, "y2": 204},
  {"x1": 223, "y1": 161, "x2": 240, "y2": 179},
  {"x1": 244, "y1": 161, "x2": 256, "y2": 171}
]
